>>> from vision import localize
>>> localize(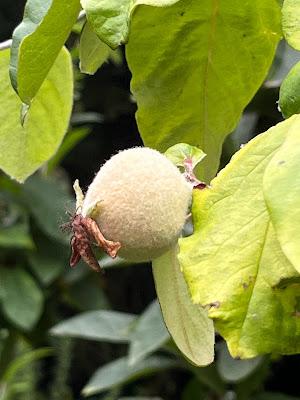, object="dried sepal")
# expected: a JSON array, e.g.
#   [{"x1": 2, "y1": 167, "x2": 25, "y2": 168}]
[
  {"x1": 81, "y1": 216, "x2": 121, "y2": 259},
  {"x1": 63, "y1": 181, "x2": 121, "y2": 272}
]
